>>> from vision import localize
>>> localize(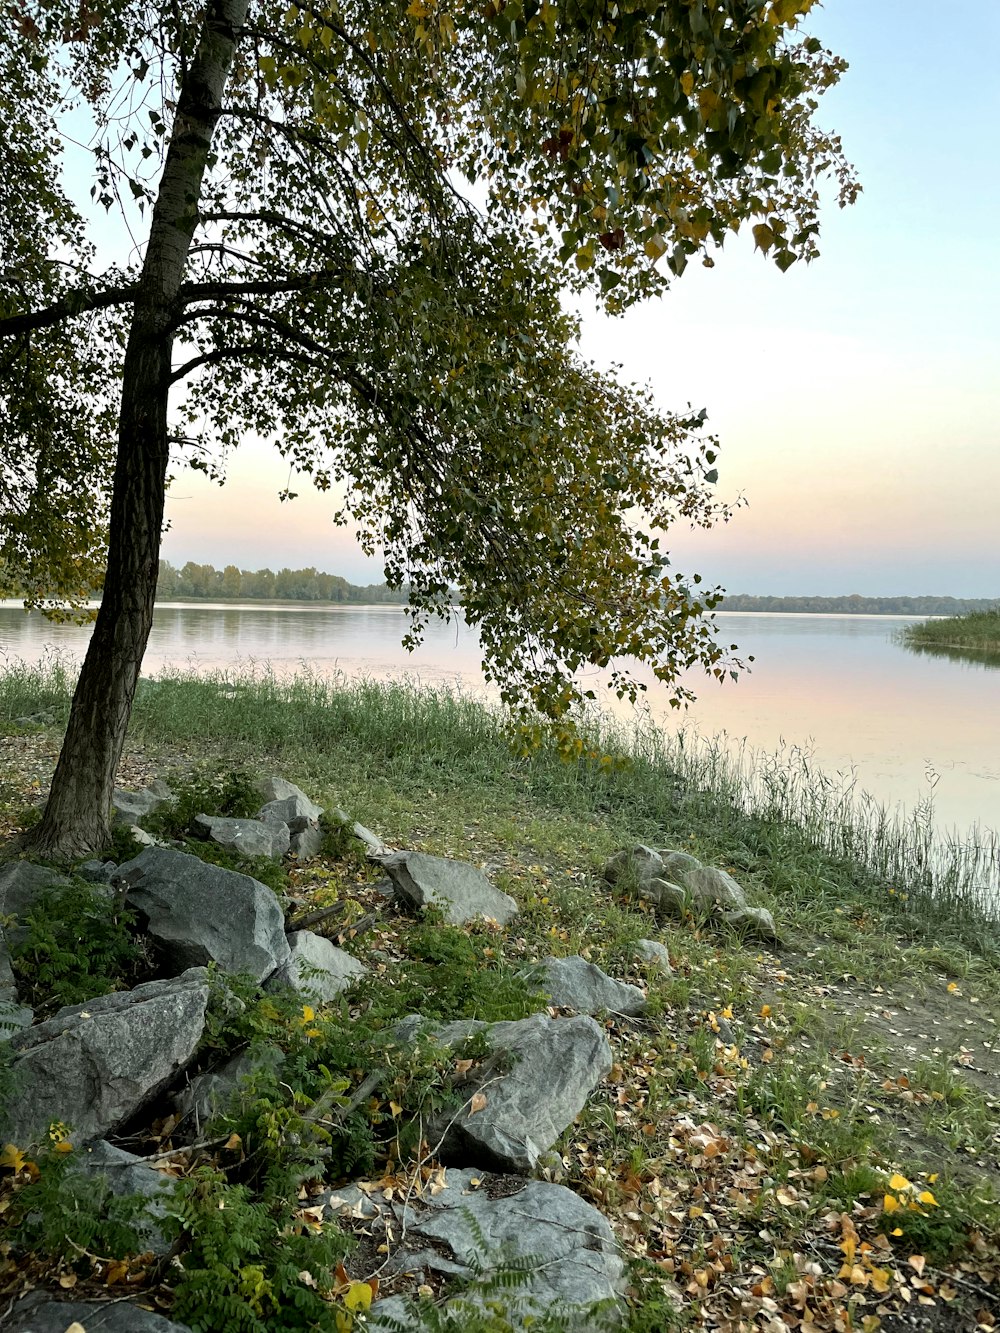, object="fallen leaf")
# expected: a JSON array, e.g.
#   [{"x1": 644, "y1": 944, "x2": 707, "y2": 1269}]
[{"x1": 469, "y1": 1091, "x2": 487, "y2": 1116}]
